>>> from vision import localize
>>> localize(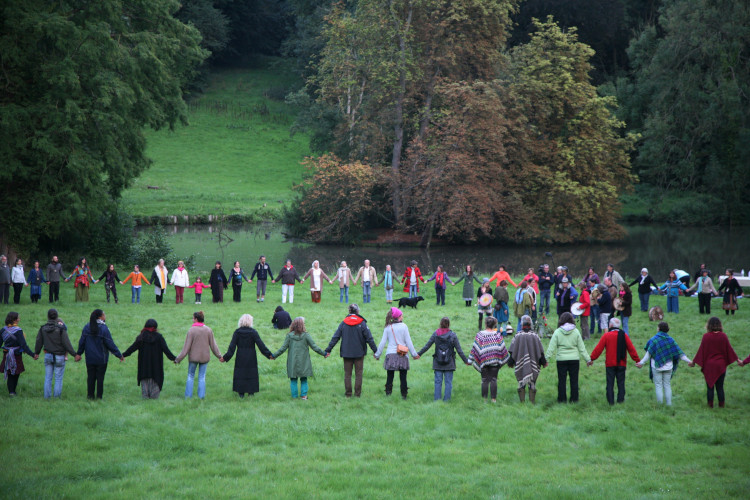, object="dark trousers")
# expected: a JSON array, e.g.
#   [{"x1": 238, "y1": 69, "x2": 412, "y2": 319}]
[
  {"x1": 232, "y1": 283, "x2": 242, "y2": 302},
  {"x1": 86, "y1": 363, "x2": 108, "y2": 399},
  {"x1": 605, "y1": 366, "x2": 627, "y2": 405},
  {"x1": 105, "y1": 284, "x2": 118, "y2": 303},
  {"x1": 557, "y1": 360, "x2": 580, "y2": 402},
  {"x1": 638, "y1": 292, "x2": 650, "y2": 312},
  {"x1": 49, "y1": 281, "x2": 60, "y2": 302},
  {"x1": 481, "y1": 365, "x2": 500, "y2": 399},
  {"x1": 435, "y1": 288, "x2": 445, "y2": 305},
  {"x1": 343, "y1": 357, "x2": 364, "y2": 397},
  {"x1": 155, "y1": 288, "x2": 164, "y2": 303},
  {"x1": 386, "y1": 369, "x2": 408, "y2": 396},
  {"x1": 698, "y1": 293, "x2": 712, "y2": 314},
  {"x1": 707, "y1": 373, "x2": 726, "y2": 403},
  {"x1": 7, "y1": 373, "x2": 20, "y2": 394},
  {"x1": 13, "y1": 283, "x2": 24, "y2": 304},
  {"x1": 212, "y1": 285, "x2": 224, "y2": 303},
  {"x1": 0, "y1": 283, "x2": 9, "y2": 304}
]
